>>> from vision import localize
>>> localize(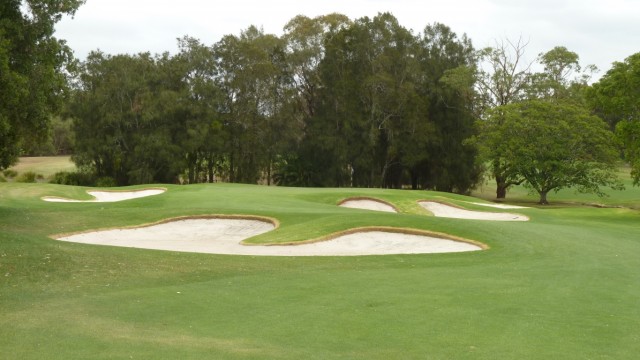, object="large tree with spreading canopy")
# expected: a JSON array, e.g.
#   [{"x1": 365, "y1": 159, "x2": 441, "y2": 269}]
[{"x1": 482, "y1": 100, "x2": 622, "y2": 204}]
